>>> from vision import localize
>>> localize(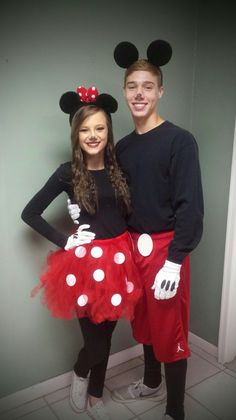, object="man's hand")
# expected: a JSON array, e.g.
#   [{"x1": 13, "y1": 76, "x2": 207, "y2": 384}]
[
  {"x1": 67, "y1": 198, "x2": 81, "y2": 224},
  {"x1": 151, "y1": 260, "x2": 181, "y2": 300},
  {"x1": 64, "y1": 224, "x2": 95, "y2": 250}
]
